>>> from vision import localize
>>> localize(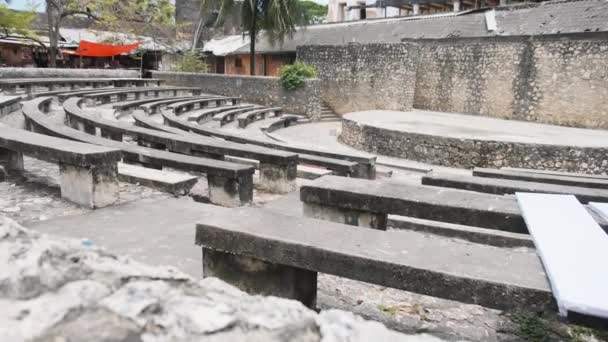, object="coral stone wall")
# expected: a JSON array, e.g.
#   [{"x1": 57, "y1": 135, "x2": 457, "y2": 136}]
[
  {"x1": 298, "y1": 32, "x2": 608, "y2": 129},
  {"x1": 298, "y1": 43, "x2": 420, "y2": 114}
]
